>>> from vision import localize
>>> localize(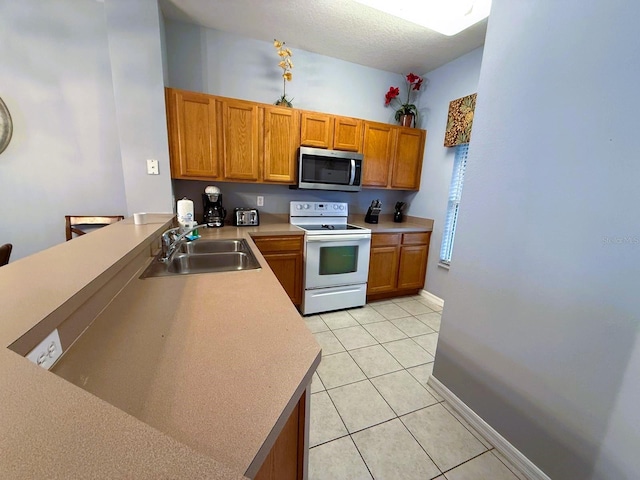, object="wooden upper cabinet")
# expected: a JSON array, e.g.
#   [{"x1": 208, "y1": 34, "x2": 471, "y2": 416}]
[
  {"x1": 333, "y1": 116, "x2": 363, "y2": 152},
  {"x1": 261, "y1": 106, "x2": 300, "y2": 184},
  {"x1": 167, "y1": 88, "x2": 219, "y2": 179},
  {"x1": 390, "y1": 128, "x2": 426, "y2": 190},
  {"x1": 362, "y1": 121, "x2": 396, "y2": 187},
  {"x1": 300, "y1": 112, "x2": 334, "y2": 149},
  {"x1": 164, "y1": 88, "x2": 426, "y2": 188},
  {"x1": 219, "y1": 98, "x2": 260, "y2": 181}
]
